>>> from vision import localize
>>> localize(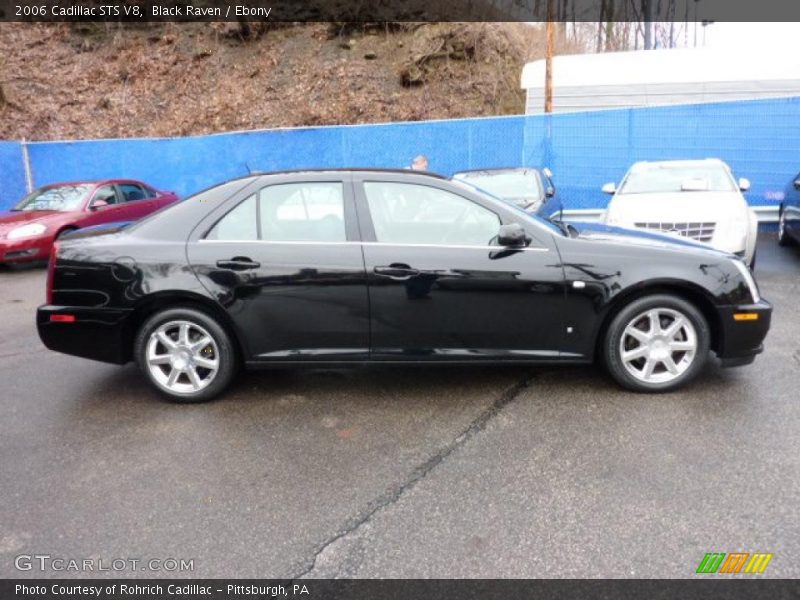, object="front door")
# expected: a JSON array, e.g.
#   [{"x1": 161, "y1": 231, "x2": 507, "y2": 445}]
[
  {"x1": 82, "y1": 184, "x2": 131, "y2": 226},
  {"x1": 187, "y1": 175, "x2": 369, "y2": 362},
  {"x1": 354, "y1": 177, "x2": 566, "y2": 360}
]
